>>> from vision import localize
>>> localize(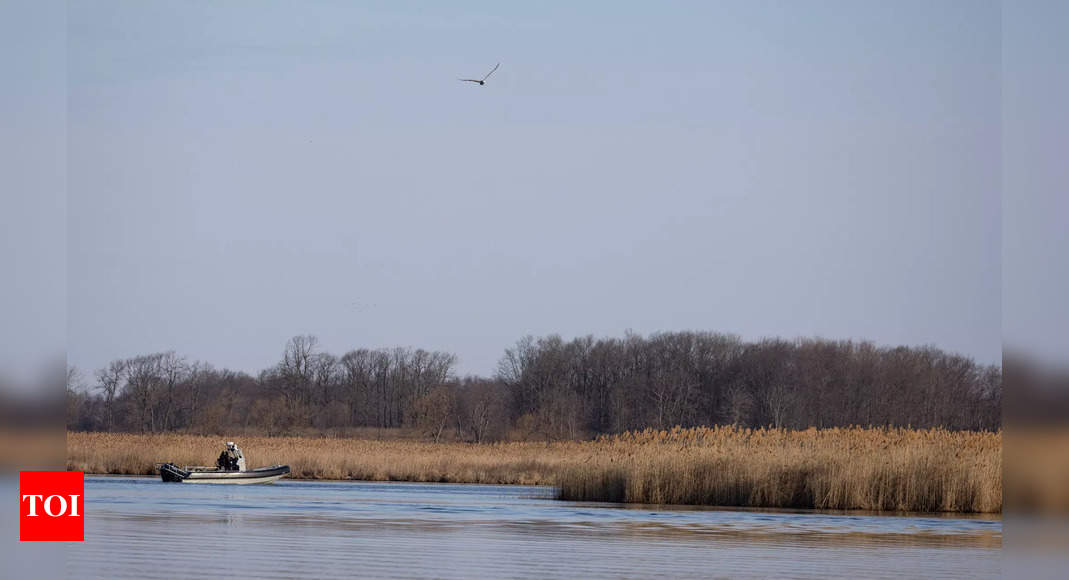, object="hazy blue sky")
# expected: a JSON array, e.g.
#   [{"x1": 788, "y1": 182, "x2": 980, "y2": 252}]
[{"x1": 62, "y1": 0, "x2": 1003, "y2": 377}]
